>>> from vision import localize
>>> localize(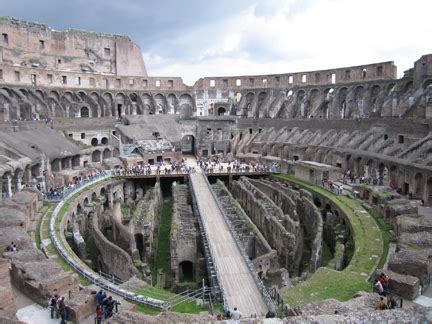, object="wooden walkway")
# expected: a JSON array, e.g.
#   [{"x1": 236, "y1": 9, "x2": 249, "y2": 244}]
[{"x1": 189, "y1": 171, "x2": 268, "y2": 317}]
